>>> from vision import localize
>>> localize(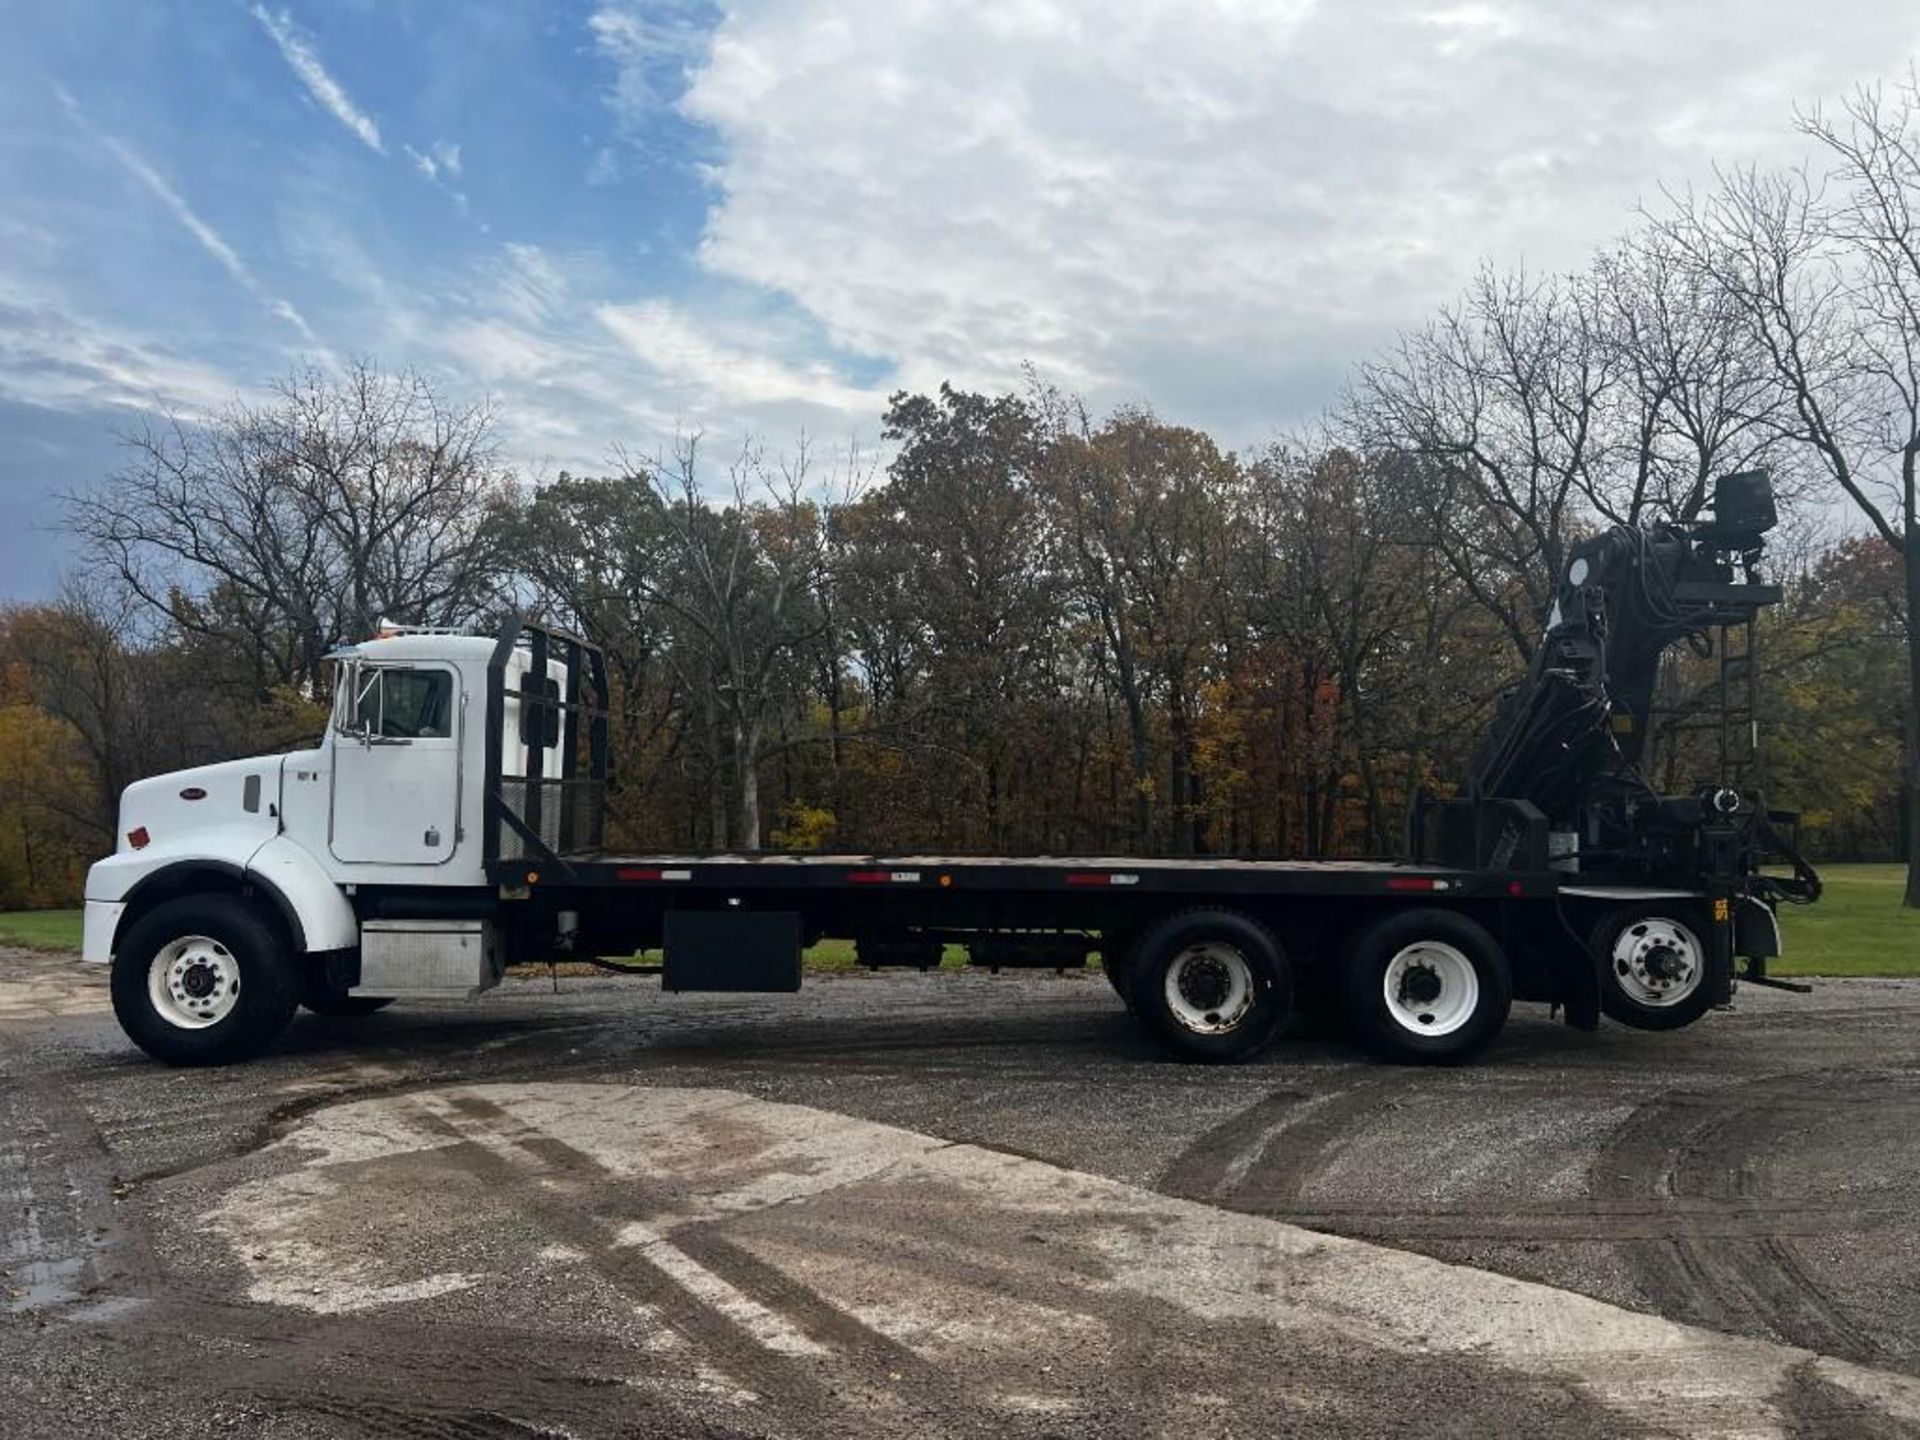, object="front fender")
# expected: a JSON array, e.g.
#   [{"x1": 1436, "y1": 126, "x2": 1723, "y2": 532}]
[
  {"x1": 84, "y1": 833, "x2": 357, "y2": 960},
  {"x1": 84, "y1": 829, "x2": 265, "y2": 908},
  {"x1": 246, "y1": 835, "x2": 358, "y2": 953}
]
